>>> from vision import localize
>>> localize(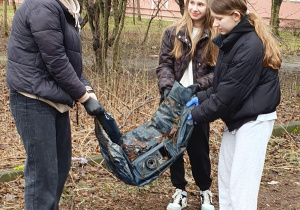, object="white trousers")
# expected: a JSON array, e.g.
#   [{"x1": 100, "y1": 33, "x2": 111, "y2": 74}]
[{"x1": 218, "y1": 119, "x2": 275, "y2": 210}]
